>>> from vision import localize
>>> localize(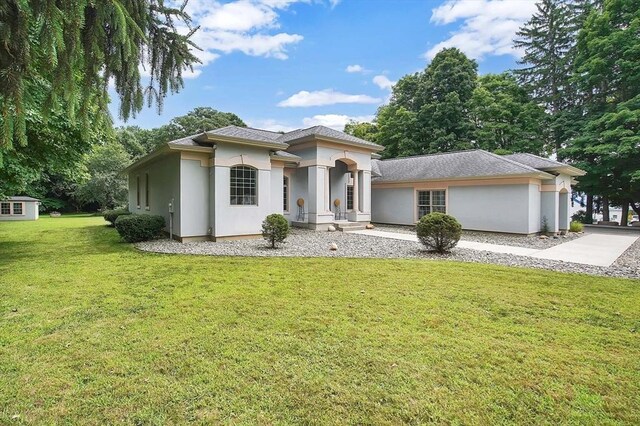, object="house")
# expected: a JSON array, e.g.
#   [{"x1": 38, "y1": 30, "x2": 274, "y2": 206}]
[
  {"x1": 124, "y1": 125, "x2": 585, "y2": 240},
  {"x1": 371, "y1": 151, "x2": 585, "y2": 234},
  {"x1": 0, "y1": 196, "x2": 40, "y2": 221},
  {"x1": 124, "y1": 125, "x2": 382, "y2": 241}
]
